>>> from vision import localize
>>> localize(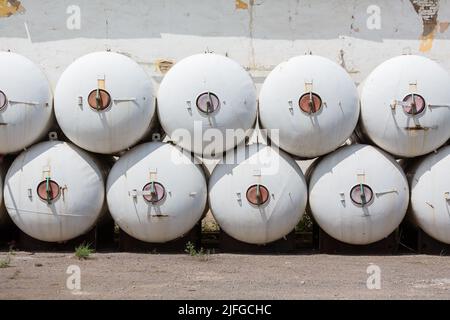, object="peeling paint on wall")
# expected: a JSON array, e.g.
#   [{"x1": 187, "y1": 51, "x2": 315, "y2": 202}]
[
  {"x1": 338, "y1": 49, "x2": 359, "y2": 74},
  {"x1": 235, "y1": 0, "x2": 249, "y2": 10},
  {"x1": 410, "y1": 0, "x2": 449, "y2": 52},
  {"x1": 0, "y1": 0, "x2": 25, "y2": 18},
  {"x1": 155, "y1": 59, "x2": 174, "y2": 74},
  {"x1": 410, "y1": 0, "x2": 439, "y2": 36}
]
